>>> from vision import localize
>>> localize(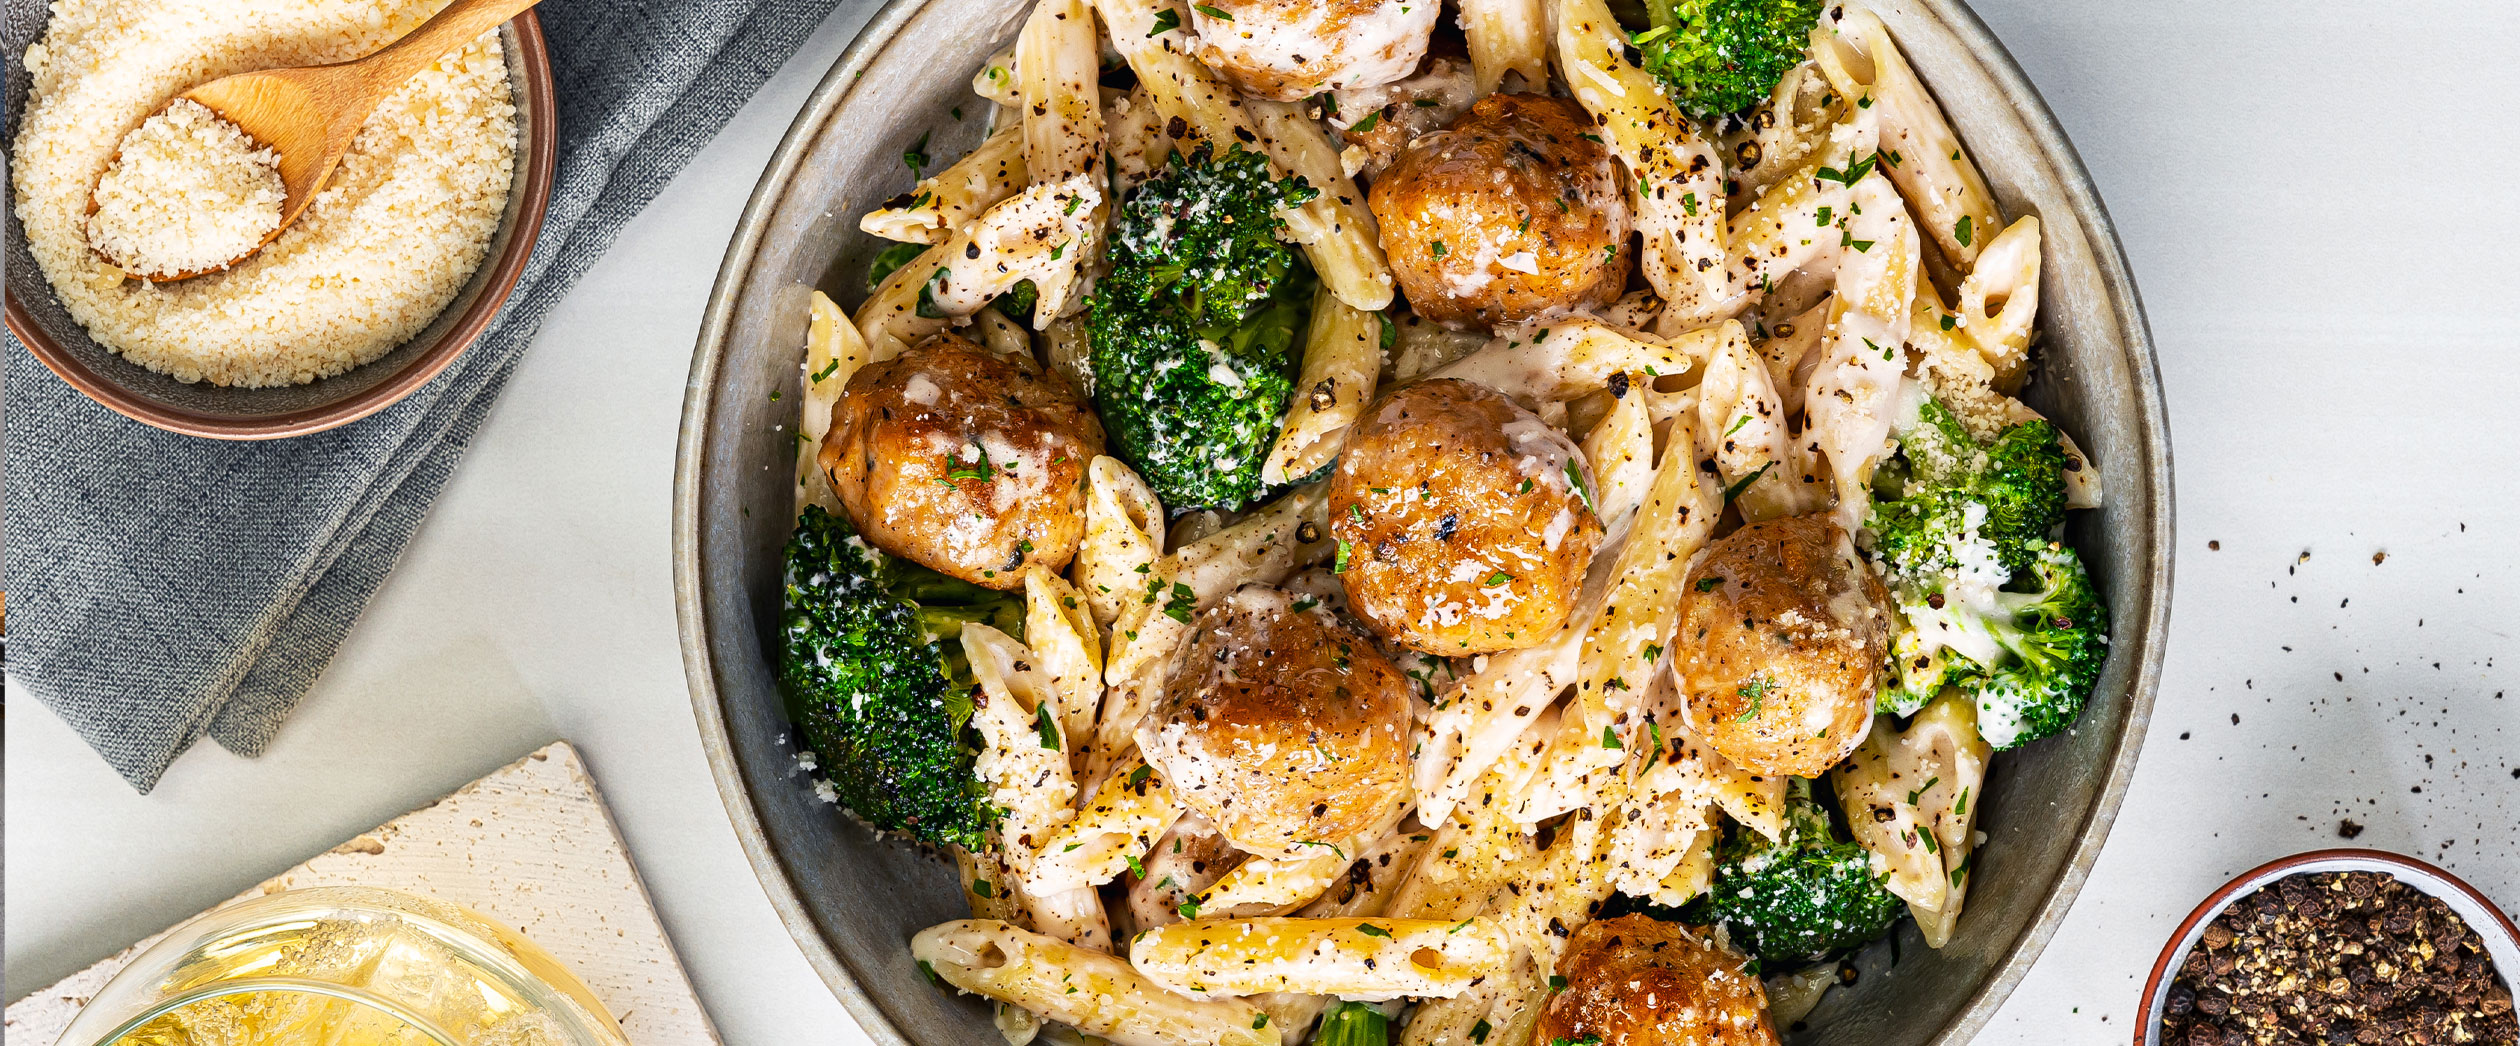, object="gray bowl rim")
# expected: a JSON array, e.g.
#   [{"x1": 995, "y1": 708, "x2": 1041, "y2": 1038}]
[{"x1": 671, "y1": 0, "x2": 2178, "y2": 1042}]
